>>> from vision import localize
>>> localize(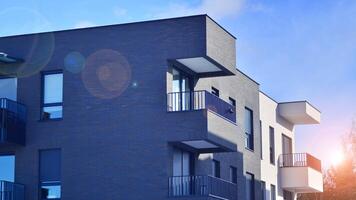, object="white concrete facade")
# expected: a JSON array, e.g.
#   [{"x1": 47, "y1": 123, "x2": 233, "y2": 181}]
[{"x1": 259, "y1": 92, "x2": 323, "y2": 200}]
